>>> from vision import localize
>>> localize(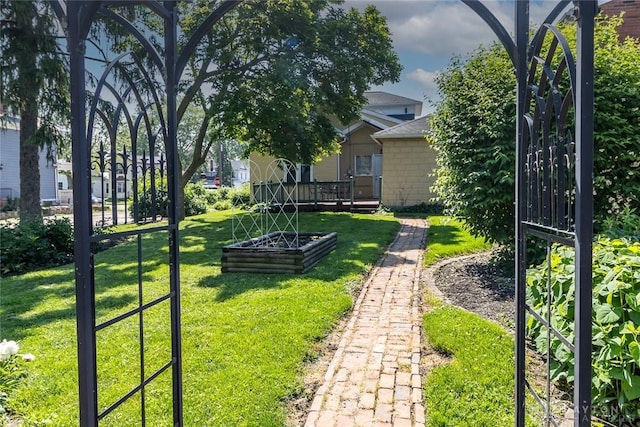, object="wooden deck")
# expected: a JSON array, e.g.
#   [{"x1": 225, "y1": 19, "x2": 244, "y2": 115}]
[{"x1": 252, "y1": 180, "x2": 380, "y2": 213}]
